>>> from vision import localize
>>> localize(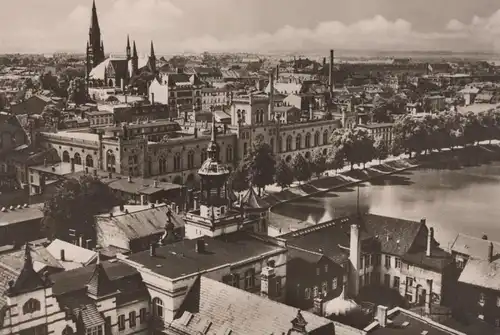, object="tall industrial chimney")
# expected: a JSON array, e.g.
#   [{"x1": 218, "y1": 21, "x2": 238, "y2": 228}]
[
  {"x1": 329, "y1": 49, "x2": 334, "y2": 95},
  {"x1": 269, "y1": 73, "x2": 275, "y2": 117}
]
